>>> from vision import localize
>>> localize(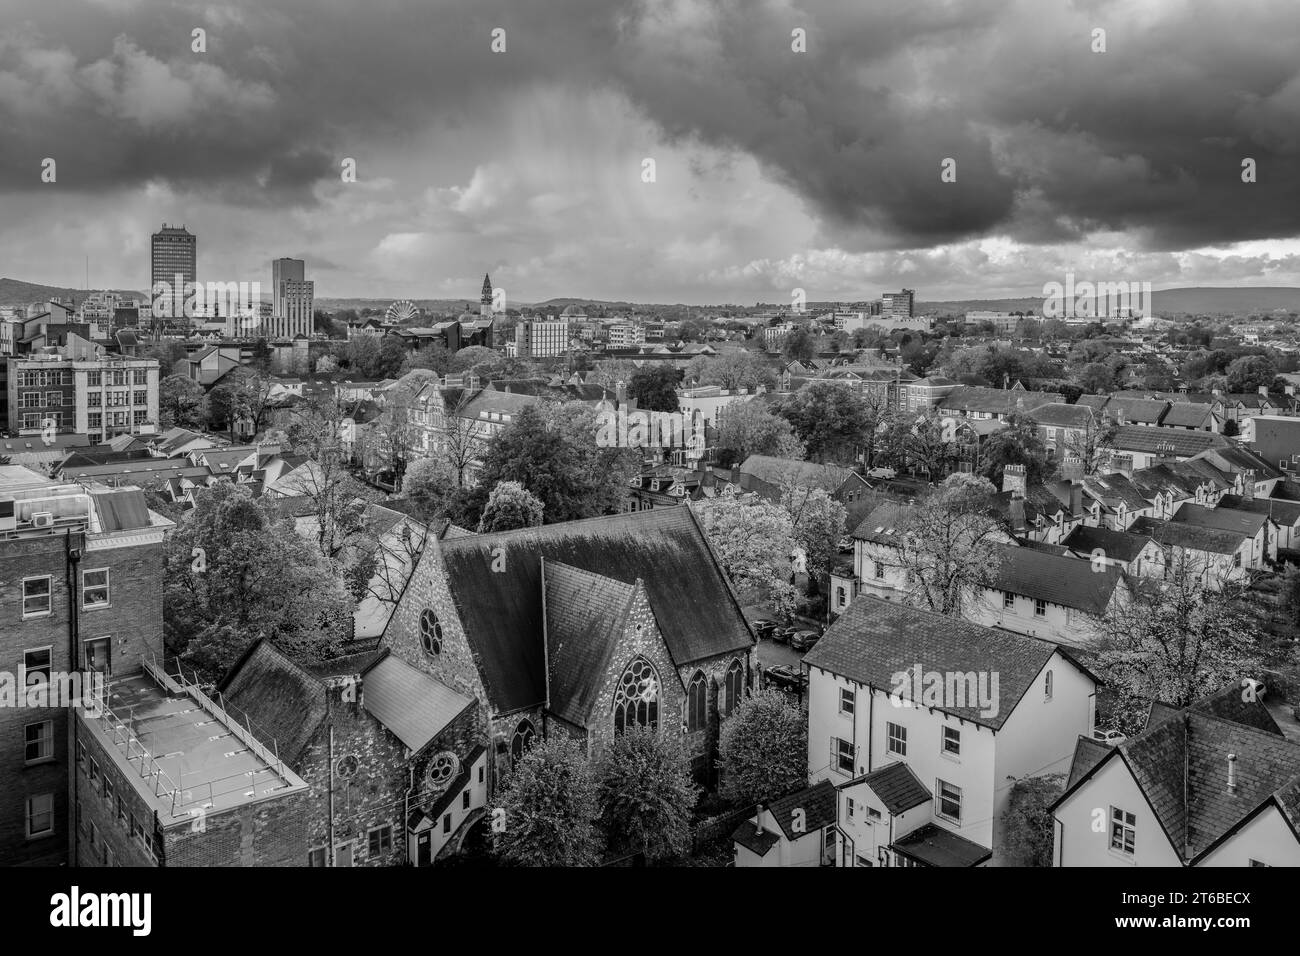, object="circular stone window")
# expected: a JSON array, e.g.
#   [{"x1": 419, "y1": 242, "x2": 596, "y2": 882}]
[
  {"x1": 419, "y1": 609, "x2": 442, "y2": 655},
  {"x1": 426, "y1": 751, "x2": 460, "y2": 791},
  {"x1": 337, "y1": 755, "x2": 359, "y2": 778}
]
